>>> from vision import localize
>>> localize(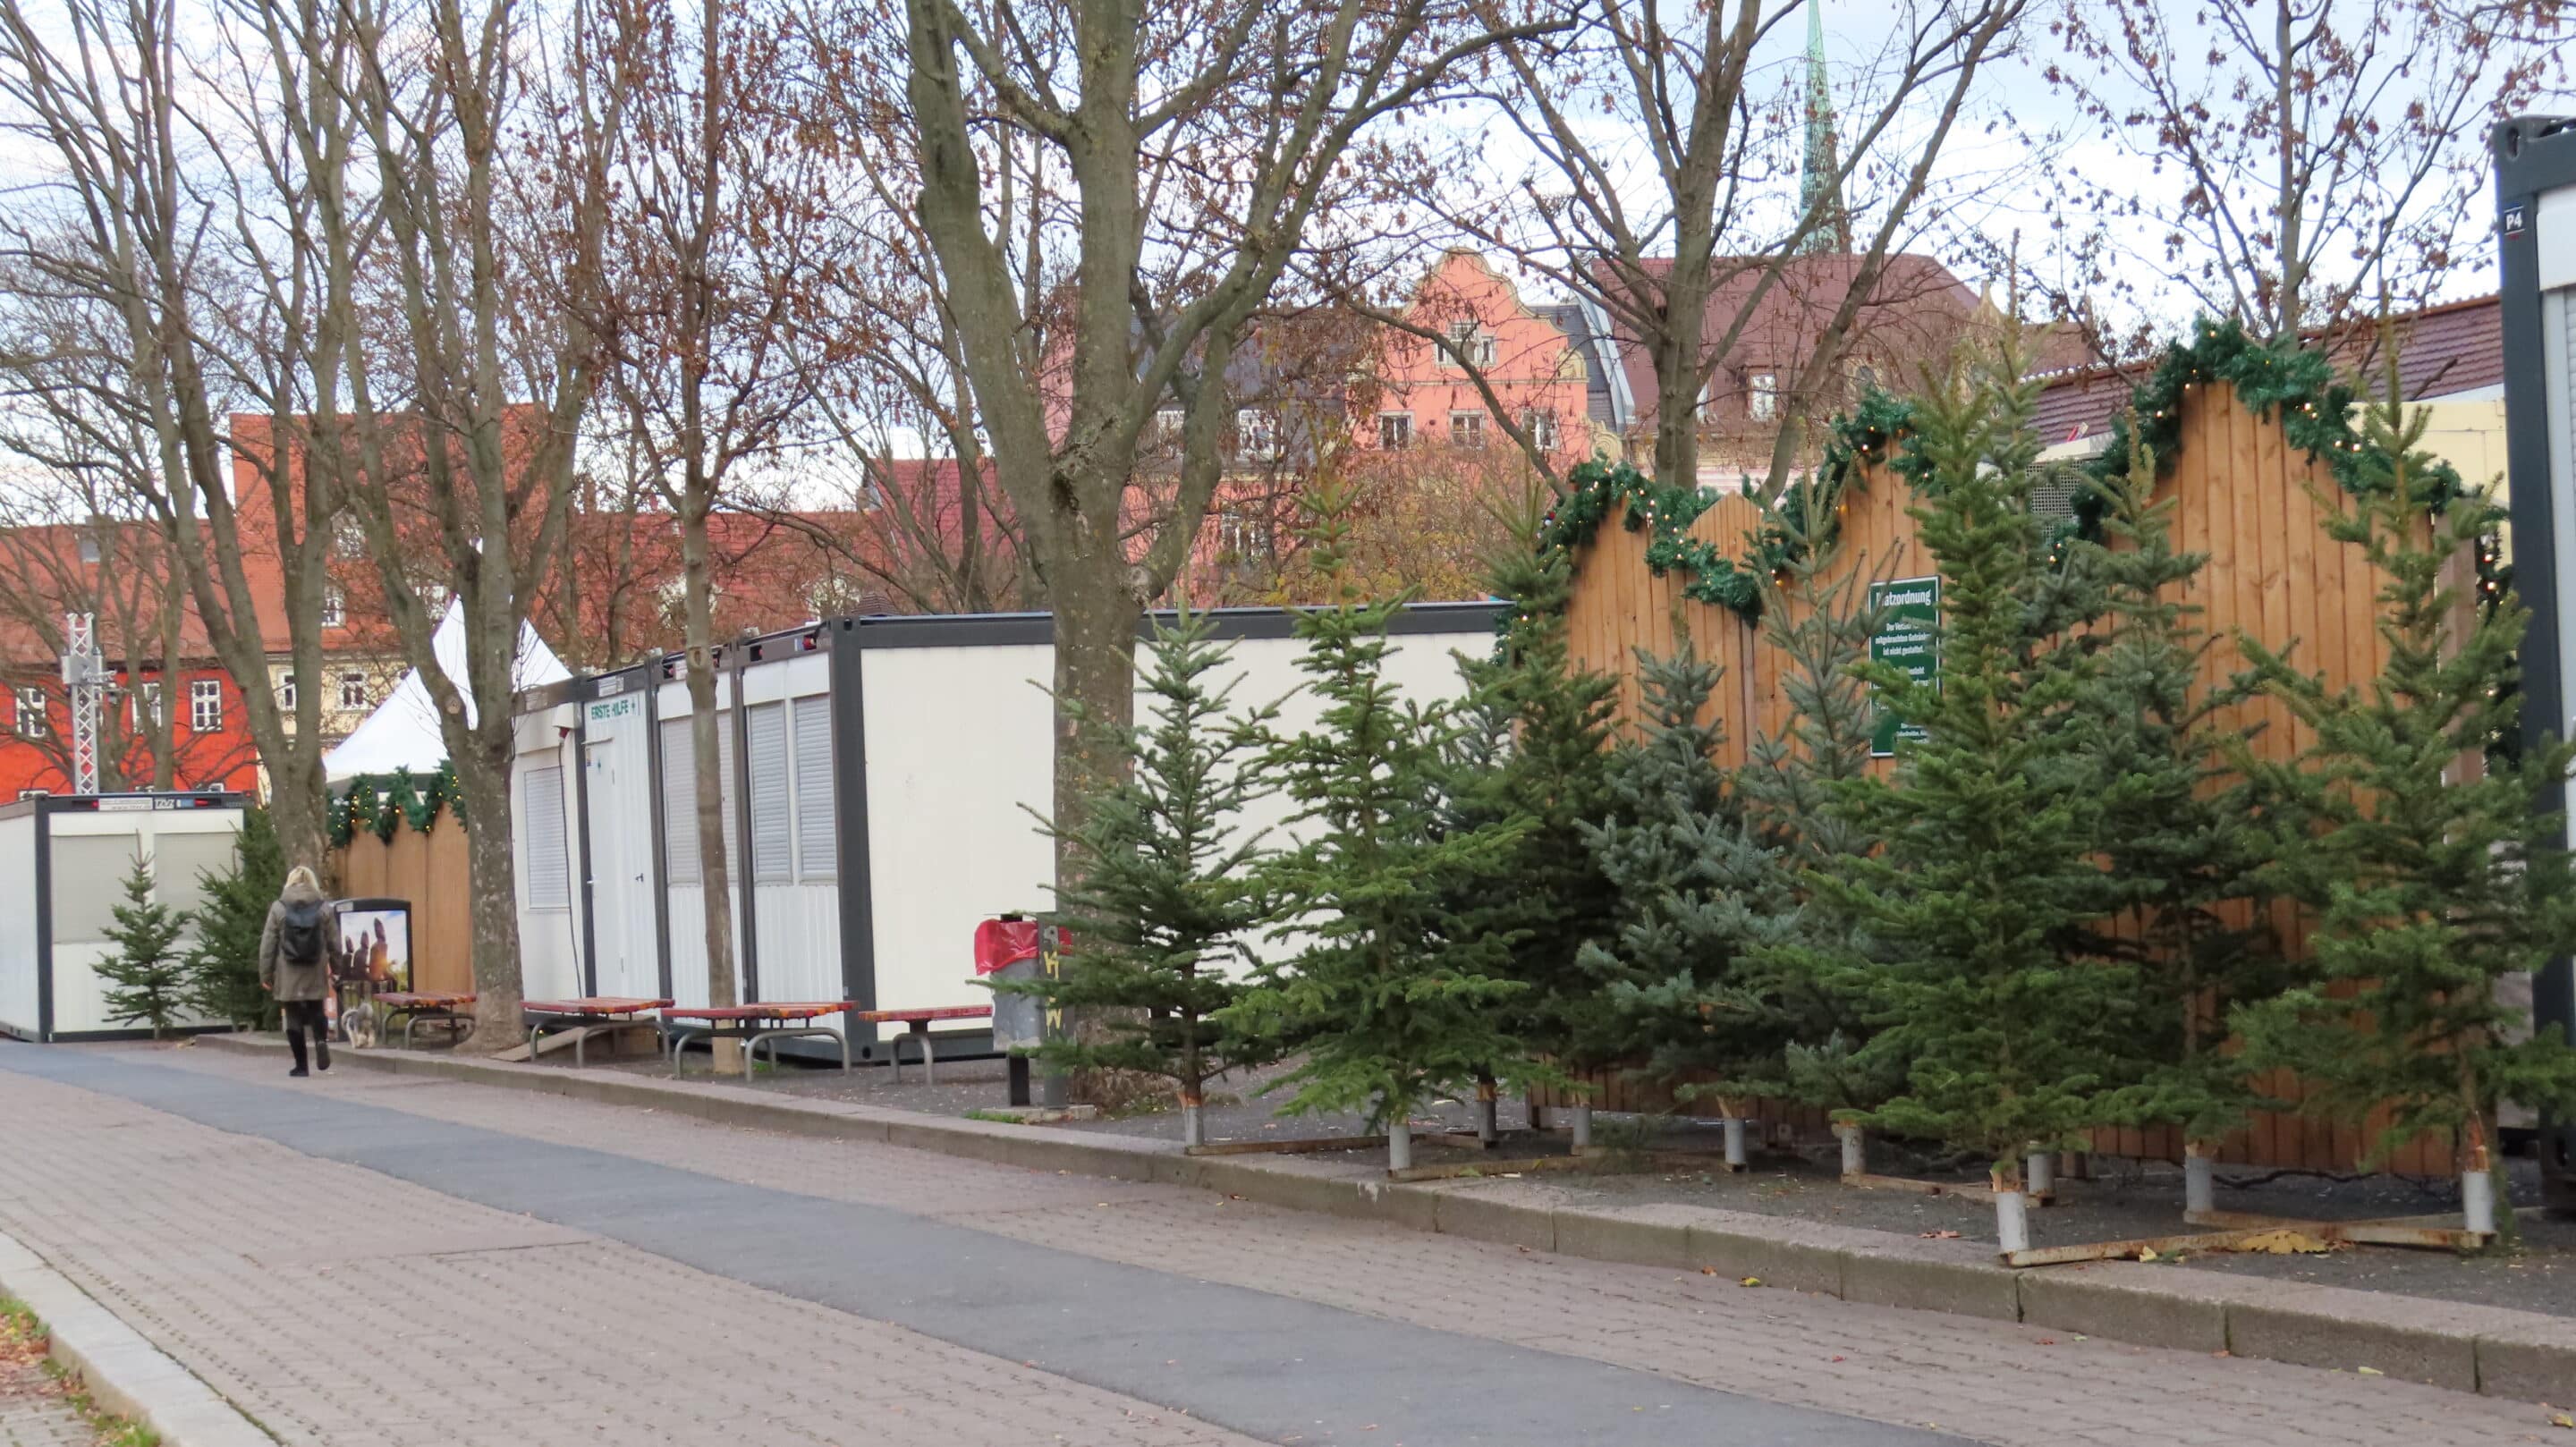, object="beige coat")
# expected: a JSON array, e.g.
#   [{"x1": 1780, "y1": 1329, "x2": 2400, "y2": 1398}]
[{"x1": 258, "y1": 878, "x2": 334, "y2": 1003}]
